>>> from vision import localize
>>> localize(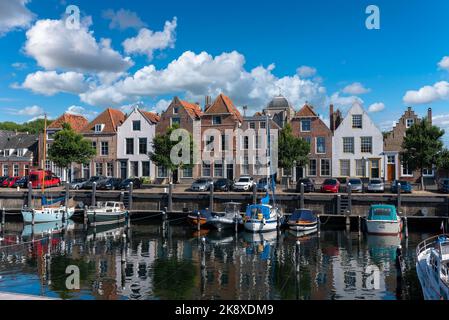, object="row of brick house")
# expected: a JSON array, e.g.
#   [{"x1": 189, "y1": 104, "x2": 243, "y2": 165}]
[{"x1": 0, "y1": 92, "x2": 438, "y2": 185}]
